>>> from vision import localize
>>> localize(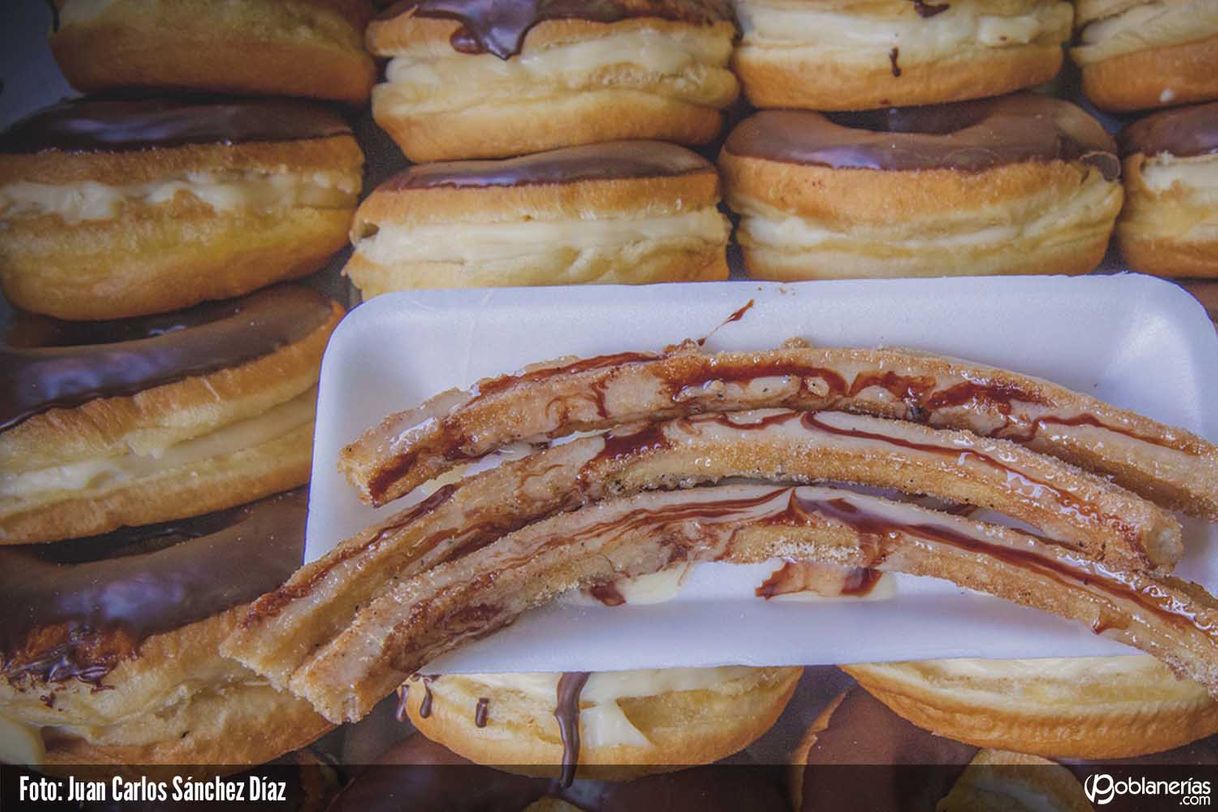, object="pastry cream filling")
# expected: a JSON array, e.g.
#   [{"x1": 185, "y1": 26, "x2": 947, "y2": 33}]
[
  {"x1": 0, "y1": 389, "x2": 315, "y2": 501},
  {"x1": 454, "y1": 667, "x2": 760, "y2": 748},
  {"x1": 1140, "y1": 153, "x2": 1218, "y2": 201},
  {"x1": 736, "y1": 0, "x2": 1070, "y2": 57},
  {"x1": 355, "y1": 208, "x2": 728, "y2": 266},
  {"x1": 1072, "y1": 0, "x2": 1218, "y2": 64},
  {"x1": 0, "y1": 171, "x2": 360, "y2": 224},
  {"x1": 379, "y1": 28, "x2": 736, "y2": 111},
  {"x1": 1129, "y1": 154, "x2": 1218, "y2": 241},
  {"x1": 740, "y1": 172, "x2": 1118, "y2": 250}
]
